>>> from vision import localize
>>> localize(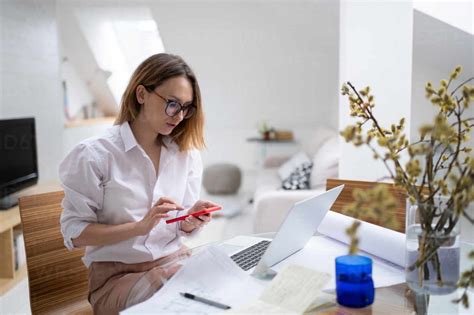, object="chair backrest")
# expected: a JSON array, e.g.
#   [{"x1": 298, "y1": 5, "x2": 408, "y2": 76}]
[
  {"x1": 326, "y1": 178, "x2": 407, "y2": 233},
  {"x1": 19, "y1": 191, "x2": 89, "y2": 314}
]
